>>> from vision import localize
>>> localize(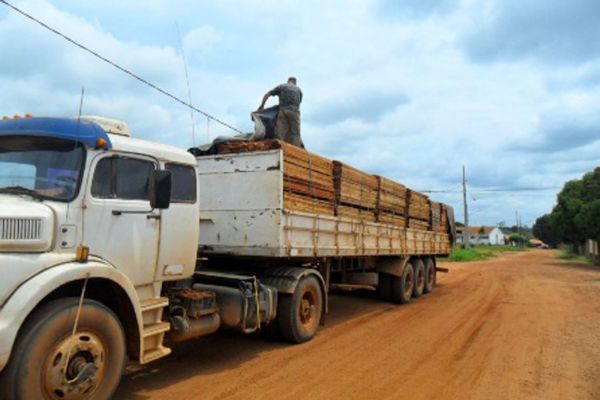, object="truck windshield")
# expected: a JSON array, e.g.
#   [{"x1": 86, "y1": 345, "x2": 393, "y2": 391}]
[{"x1": 0, "y1": 135, "x2": 85, "y2": 201}]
